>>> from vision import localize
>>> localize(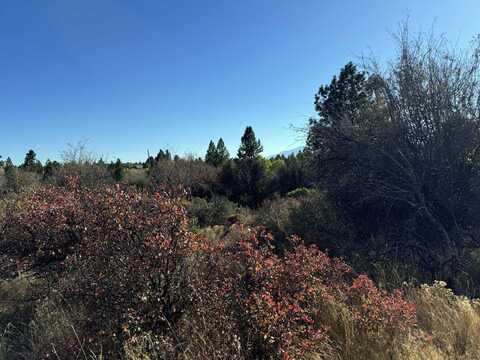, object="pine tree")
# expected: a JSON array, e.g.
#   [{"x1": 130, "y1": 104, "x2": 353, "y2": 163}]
[
  {"x1": 43, "y1": 159, "x2": 60, "y2": 180},
  {"x1": 216, "y1": 138, "x2": 230, "y2": 165},
  {"x1": 313, "y1": 62, "x2": 371, "y2": 127},
  {"x1": 237, "y1": 126, "x2": 263, "y2": 159},
  {"x1": 111, "y1": 158, "x2": 124, "y2": 181},
  {"x1": 21, "y1": 149, "x2": 42, "y2": 173},
  {"x1": 205, "y1": 140, "x2": 218, "y2": 166},
  {"x1": 43, "y1": 159, "x2": 54, "y2": 179},
  {"x1": 155, "y1": 149, "x2": 172, "y2": 162},
  {"x1": 4, "y1": 157, "x2": 18, "y2": 191},
  {"x1": 23, "y1": 149, "x2": 37, "y2": 168},
  {"x1": 144, "y1": 156, "x2": 155, "y2": 169}
]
